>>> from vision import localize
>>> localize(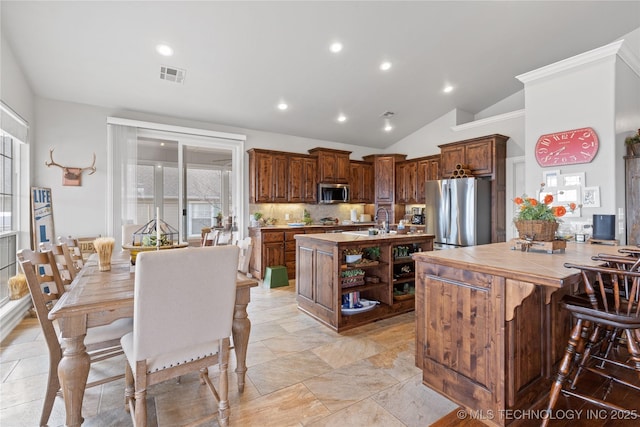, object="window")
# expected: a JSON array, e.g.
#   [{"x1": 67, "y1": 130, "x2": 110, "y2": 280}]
[{"x1": 0, "y1": 135, "x2": 16, "y2": 306}]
